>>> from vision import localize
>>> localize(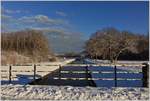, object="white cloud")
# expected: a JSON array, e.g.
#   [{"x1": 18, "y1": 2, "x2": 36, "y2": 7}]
[
  {"x1": 29, "y1": 27, "x2": 67, "y2": 35},
  {"x1": 56, "y1": 11, "x2": 67, "y2": 17},
  {"x1": 2, "y1": 7, "x2": 29, "y2": 14},
  {"x1": 6, "y1": 9, "x2": 21, "y2": 14},
  {"x1": 19, "y1": 15, "x2": 67, "y2": 25},
  {"x1": 1, "y1": 14, "x2": 12, "y2": 20},
  {"x1": 2, "y1": 8, "x2": 20, "y2": 14},
  {"x1": 1, "y1": 13, "x2": 70, "y2": 33},
  {"x1": 1, "y1": 13, "x2": 84, "y2": 53}
]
